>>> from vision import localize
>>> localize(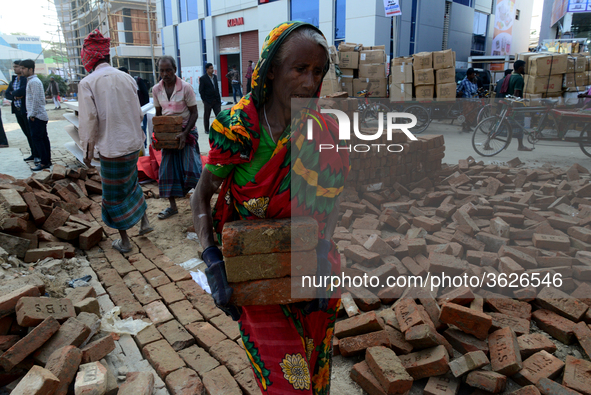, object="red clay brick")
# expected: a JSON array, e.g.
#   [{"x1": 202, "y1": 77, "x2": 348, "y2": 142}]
[
  {"x1": 439, "y1": 303, "x2": 492, "y2": 340},
  {"x1": 80, "y1": 335, "x2": 115, "y2": 363},
  {"x1": 143, "y1": 339, "x2": 186, "y2": 379},
  {"x1": 350, "y1": 360, "x2": 387, "y2": 395},
  {"x1": 165, "y1": 367, "x2": 204, "y2": 395},
  {"x1": 202, "y1": 365, "x2": 242, "y2": 395},
  {"x1": 532, "y1": 309, "x2": 575, "y2": 345},
  {"x1": 398, "y1": 345, "x2": 449, "y2": 380},
  {"x1": 33, "y1": 317, "x2": 91, "y2": 365},
  {"x1": 448, "y1": 350, "x2": 489, "y2": 377},
  {"x1": 0, "y1": 316, "x2": 60, "y2": 371},
  {"x1": 118, "y1": 371, "x2": 155, "y2": 395},
  {"x1": 537, "y1": 378, "x2": 581, "y2": 395},
  {"x1": 339, "y1": 330, "x2": 390, "y2": 357},
  {"x1": 465, "y1": 370, "x2": 506, "y2": 393},
  {"x1": 443, "y1": 328, "x2": 489, "y2": 355},
  {"x1": 562, "y1": 356, "x2": 591, "y2": 395},
  {"x1": 0, "y1": 285, "x2": 40, "y2": 319},
  {"x1": 45, "y1": 345, "x2": 82, "y2": 395},
  {"x1": 394, "y1": 298, "x2": 424, "y2": 333},
  {"x1": 178, "y1": 345, "x2": 220, "y2": 377},
  {"x1": 513, "y1": 350, "x2": 565, "y2": 386},
  {"x1": 157, "y1": 320, "x2": 195, "y2": 351},
  {"x1": 536, "y1": 286, "x2": 589, "y2": 322},
  {"x1": 16, "y1": 296, "x2": 75, "y2": 326},
  {"x1": 209, "y1": 339, "x2": 249, "y2": 375},
  {"x1": 42, "y1": 207, "x2": 70, "y2": 234},
  {"x1": 489, "y1": 327, "x2": 523, "y2": 376},
  {"x1": 335, "y1": 311, "x2": 383, "y2": 339},
  {"x1": 225, "y1": 251, "x2": 316, "y2": 282},
  {"x1": 365, "y1": 346, "x2": 413, "y2": 394},
  {"x1": 185, "y1": 321, "x2": 227, "y2": 351},
  {"x1": 10, "y1": 365, "x2": 60, "y2": 395},
  {"x1": 424, "y1": 375, "x2": 461, "y2": 395},
  {"x1": 517, "y1": 333, "x2": 557, "y2": 359}
]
